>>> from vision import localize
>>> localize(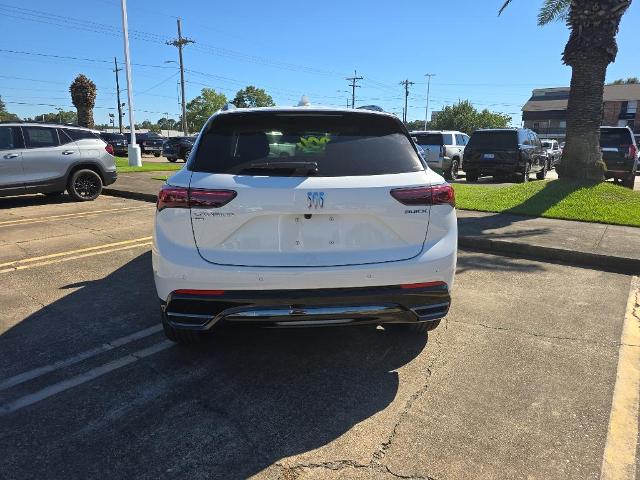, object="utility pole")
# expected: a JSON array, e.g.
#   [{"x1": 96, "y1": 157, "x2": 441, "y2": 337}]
[
  {"x1": 424, "y1": 73, "x2": 435, "y2": 130},
  {"x1": 167, "y1": 19, "x2": 194, "y2": 136},
  {"x1": 114, "y1": 57, "x2": 124, "y2": 133},
  {"x1": 400, "y1": 79, "x2": 415, "y2": 124},
  {"x1": 346, "y1": 70, "x2": 363, "y2": 109}
]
